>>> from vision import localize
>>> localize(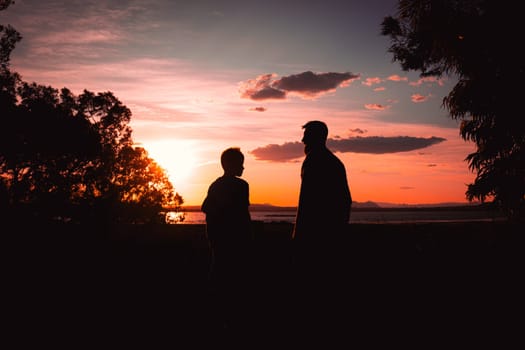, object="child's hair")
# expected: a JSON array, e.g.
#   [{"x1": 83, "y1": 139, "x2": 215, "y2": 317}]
[{"x1": 221, "y1": 147, "x2": 244, "y2": 171}]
